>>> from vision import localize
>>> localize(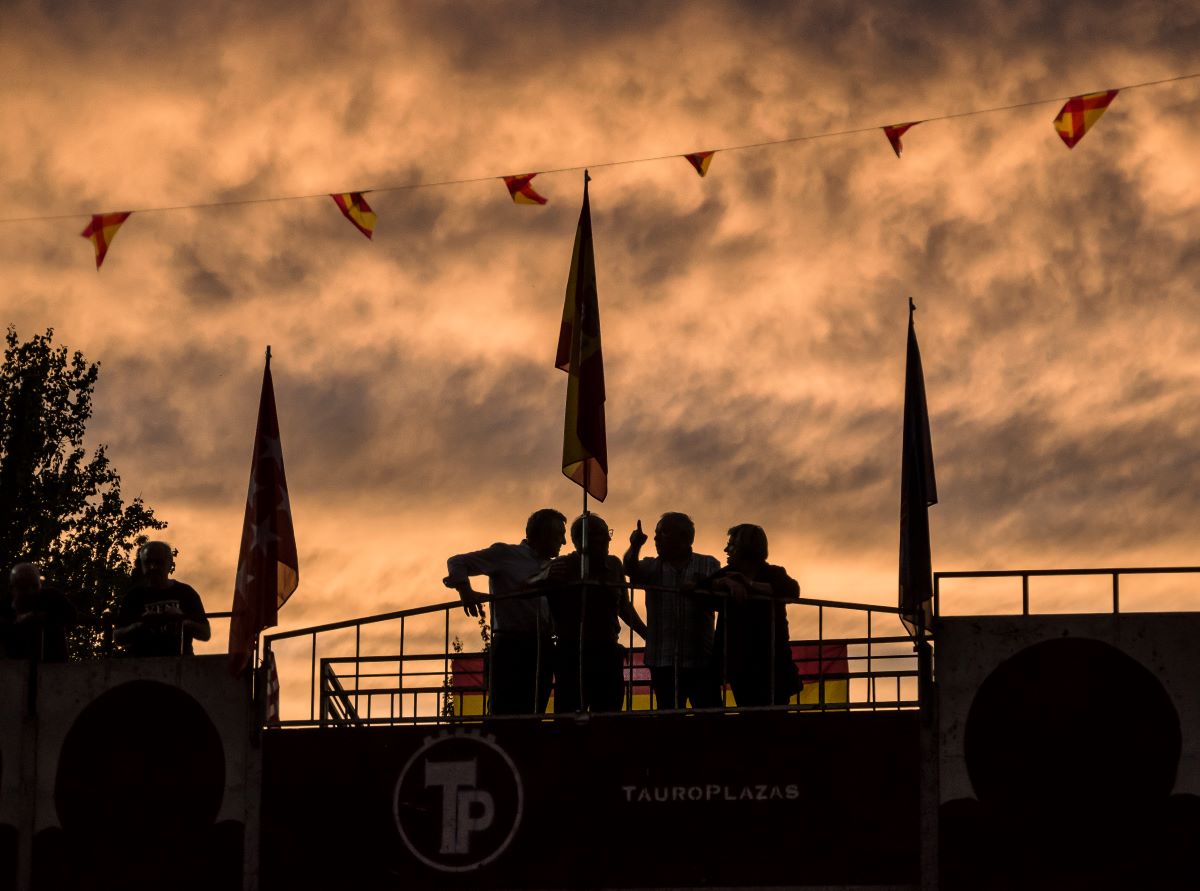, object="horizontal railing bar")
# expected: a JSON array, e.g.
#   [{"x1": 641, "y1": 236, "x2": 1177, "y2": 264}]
[
  {"x1": 270, "y1": 698, "x2": 925, "y2": 728},
  {"x1": 344, "y1": 670, "x2": 920, "y2": 695},
  {"x1": 320, "y1": 646, "x2": 919, "y2": 667},
  {"x1": 266, "y1": 587, "x2": 906, "y2": 645},
  {"x1": 265, "y1": 598, "x2": 462, "y2": 642},
  {"x1": 935, "y1": 566, "x2": 1200, "y2": 579}
]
